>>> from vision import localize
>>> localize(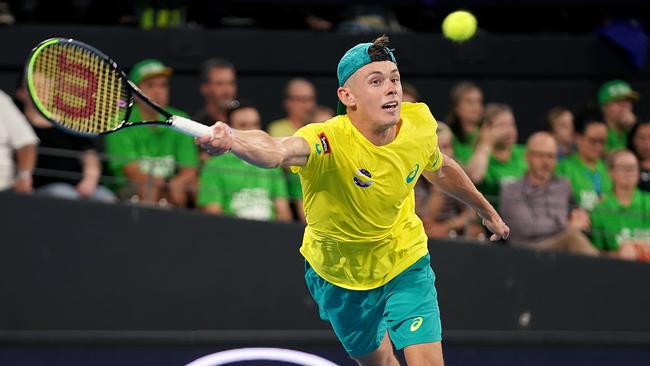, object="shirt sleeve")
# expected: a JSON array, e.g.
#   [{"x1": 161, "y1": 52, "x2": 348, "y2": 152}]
[
  {"x1": 0, "y1": 91, "x2": 39, "y2": 149},
  {"x1": 424, "y1": 145, "x2": 444, "y2": 172},
  {"x1": 289, "y1": 122, "x2": 330, "y2": 176}
]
